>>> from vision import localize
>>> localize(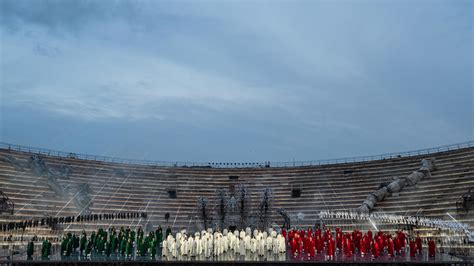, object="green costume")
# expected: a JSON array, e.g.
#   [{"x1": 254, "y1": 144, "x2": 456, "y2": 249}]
[
  {"x1": 110, "y1": 235, "x2": 117, "y2": 252},
  {"x1": 140, "y1": 238, "x2": 147, "y2": 256},
  {"x1": 126, "y1": 240, "x2": 133, "y2": 257},
  {"x1": 41, "y1": 240, "x2": 47, "y2": 258},
  {"x1": 120, "y1": 238, "x2": 127, "y2": 255},
  {"x1": 150, "y1": 239, "x2": 157, "y2": 257},
  {"x1": 90, "y1": 232, "x2": 96, "y2": 248},
  {"x1": 165, "y1": 227, "x2": 172, "y2": 238},
  {"x1": 60, "y1": 237, "x2": 67, "y2": 256},
  {"x1": 155, "y1": 226, "x2": 163, "y2": 246},
  {"x1": 72, "y1": 234, "x2": 79, "y2": 251},
  {"x1": 27, "y1": 240, "x2": 34, "y2": 257},
  {"x1": 80, "y1": 234, "x2": 87, "y2": 254},
  {"x1": 105, "y1": 241, "x2": 112, "y2": 257},
  {"x1": 85, "y1": 241, "x2": 92, "y2": 257},
  {"x1": 41, "y1": 239, "x2": 50, "y2": 258},
  {"x1": 65, "y1": 239, "x2": 73, "y2": 257},
  {"x1": 98, "y1": 237, "x2": 105, "y2": 254}
]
